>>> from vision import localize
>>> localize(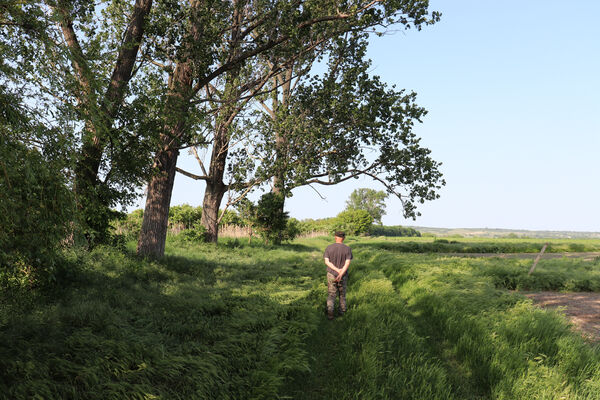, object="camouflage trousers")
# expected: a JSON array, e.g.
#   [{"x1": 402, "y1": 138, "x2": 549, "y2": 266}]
[{"x1": 327, "y1": 272, "x2": 348, "y2": 314}]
